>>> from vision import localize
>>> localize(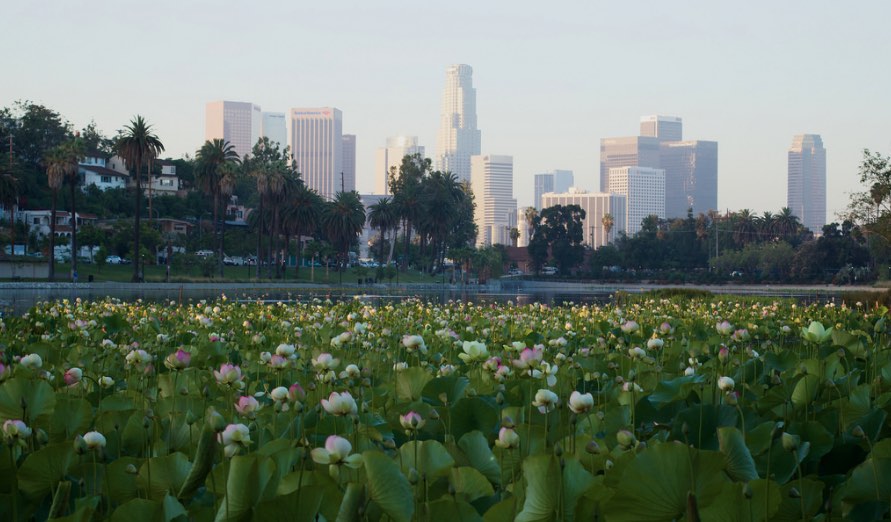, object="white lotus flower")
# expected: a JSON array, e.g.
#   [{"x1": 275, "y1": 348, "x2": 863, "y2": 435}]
[
  {"x1": 458, "y1": 341, "x2": 489, "y2": 364},
  {"x1": 310, "y1": 435, "x2": 363, "y2": 468},
  {"x1": 532, "y1": 389, "x2": 559, "y2": 414},
  {"x1": 568, "y1": 391, "x2": 595, "y2": 414},
  {"x1": 219, "y1": 424, "x2": 251, "y2": 457},
  {"x1": 718, "y1": 376, "x2": 735, "y2": 392},
  {"x1": 321, "y1": 391, "x2": 358, "y2": 417},
  {"x1": 20, "y1": 353, "x2": 42, "y2": 369},
  {"x1": 83, "y1": 431, "x2": 106, "y2": 450},
  {"x1": 495, "y1": 427, "x2": 520, "y2": 449}
]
